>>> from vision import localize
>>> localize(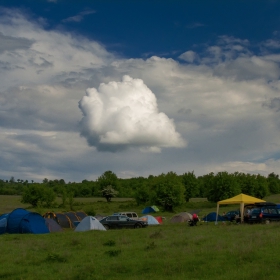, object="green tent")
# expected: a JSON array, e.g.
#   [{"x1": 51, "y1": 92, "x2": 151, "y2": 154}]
[{"x1": 142, "y1": 205, "x2": 159, "y2": 214}]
